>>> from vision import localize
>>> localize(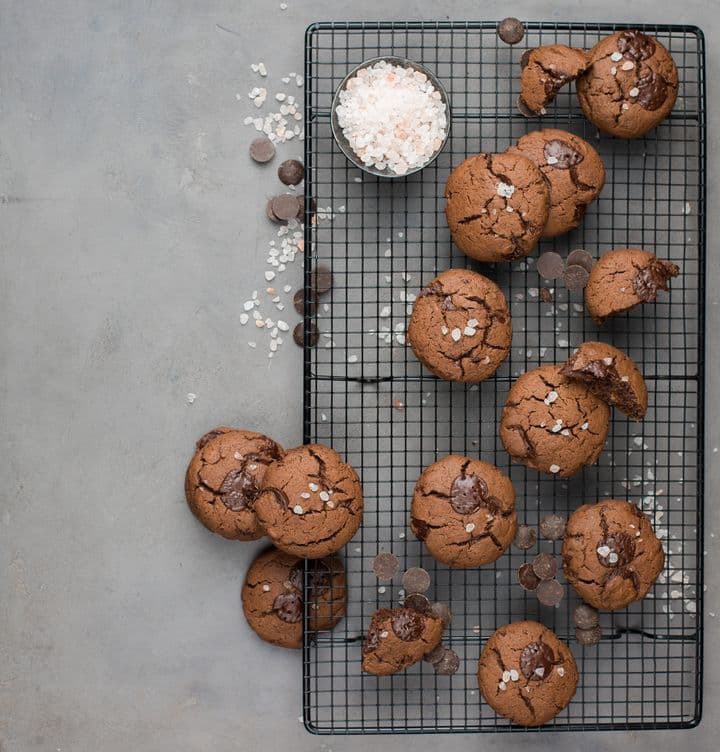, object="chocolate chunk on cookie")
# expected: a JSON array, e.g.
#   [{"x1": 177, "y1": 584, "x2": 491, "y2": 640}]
[
  {"x1": 410, "y1": 454, "x2": 517, "y2": 568},
  {"x1": 562, "y1": 499, "x2": 665, "y2": 610},
  {"x1": 255, "y1": 443, "x2": 363, "y2": 558},
  {"x1": 561, "y1": 341, "x2": 648, "y2": 420},
  {"x1": 519, "y1": 45, "x2": 589, "y2": 116},
  {"x1": 407, "y1": 269, "x2": 512, "y2": 382},
  {"x1": 185, "y1": 427, "x2": 284, "y2": 540},
  {"x1": 444, "y1": 152, "x2": 549, "y2": 262},
  {"x1": 576, "y1": 30, "x2": 679, "y2": 139},
  {"x1": 477, "y1": 620, "x2": 578, "y2": 726},
  {"x1": 500, "y1": 364, "x2": 610, "y2": 477},
  {"x1": 510, "y1": 129, "x2": 605, "y2": 238},
  {"x1": 585, "y1": 248, "x2": 679, "y2": 324},
  {"x1": 241, "y1": 548, "x2": 346, "y2": 649},
  {"x1": 362, "y1": 607, "x2": 444, "y2": 676}
]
